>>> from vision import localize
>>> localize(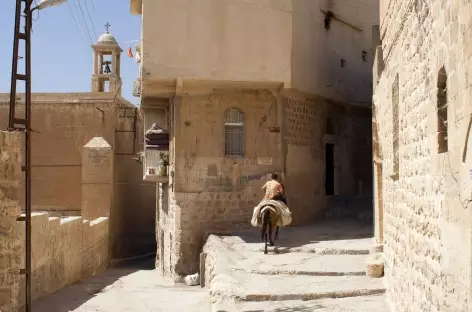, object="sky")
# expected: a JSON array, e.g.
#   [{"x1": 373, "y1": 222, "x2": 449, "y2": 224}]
[{"x1": 0, "y1": 0, "x2": 141, "y2": 105}]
